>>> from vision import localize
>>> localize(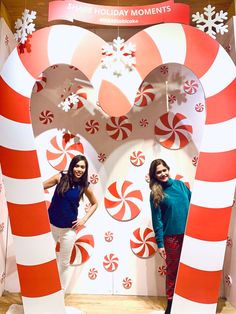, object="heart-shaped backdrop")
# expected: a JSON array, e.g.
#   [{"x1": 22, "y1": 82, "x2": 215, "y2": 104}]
[{"x1": 0, "y1": 23, "x2": 235, "y2": 314}]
